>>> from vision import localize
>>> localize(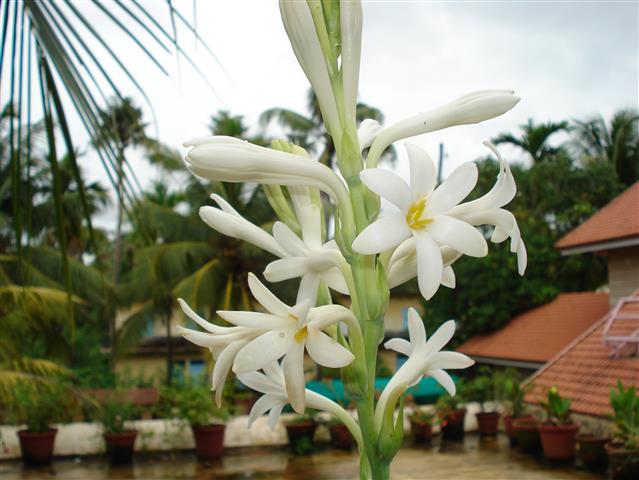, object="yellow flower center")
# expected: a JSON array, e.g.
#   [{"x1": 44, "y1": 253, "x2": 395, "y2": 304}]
[
  {"x1": 406, "y1": 196, "x2": 433, "y2": 230},
  {"x1": 294, "y1": 325, "x2": 308, "y2": 343}
]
